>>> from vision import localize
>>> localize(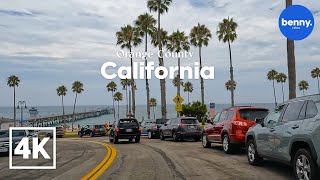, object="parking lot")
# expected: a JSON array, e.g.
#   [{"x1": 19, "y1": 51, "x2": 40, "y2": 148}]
[{"x1": 0, "y1": 136, "x2": 295, "y2": 180}]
